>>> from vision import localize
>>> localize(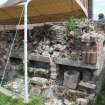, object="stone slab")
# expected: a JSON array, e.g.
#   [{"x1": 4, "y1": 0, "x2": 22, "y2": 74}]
[
  {"x1": 10, "y1": 52, "x2": 23, "y2": 59},
  {"x1": 30, "y1": 77, "x2": 48, "y2": 86},
  {"x1": 10, "y1": 53, "x2": 50, "y2": 63},
  {"x1": 29, "y1": 54, "x2": 50, "y2": 63},
  {"x1": 78, "y1": 81, "x2": 96, "y2": 93},
  {"x1": 54, "y1": 57, "x2": 98, "y2": 70}
]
